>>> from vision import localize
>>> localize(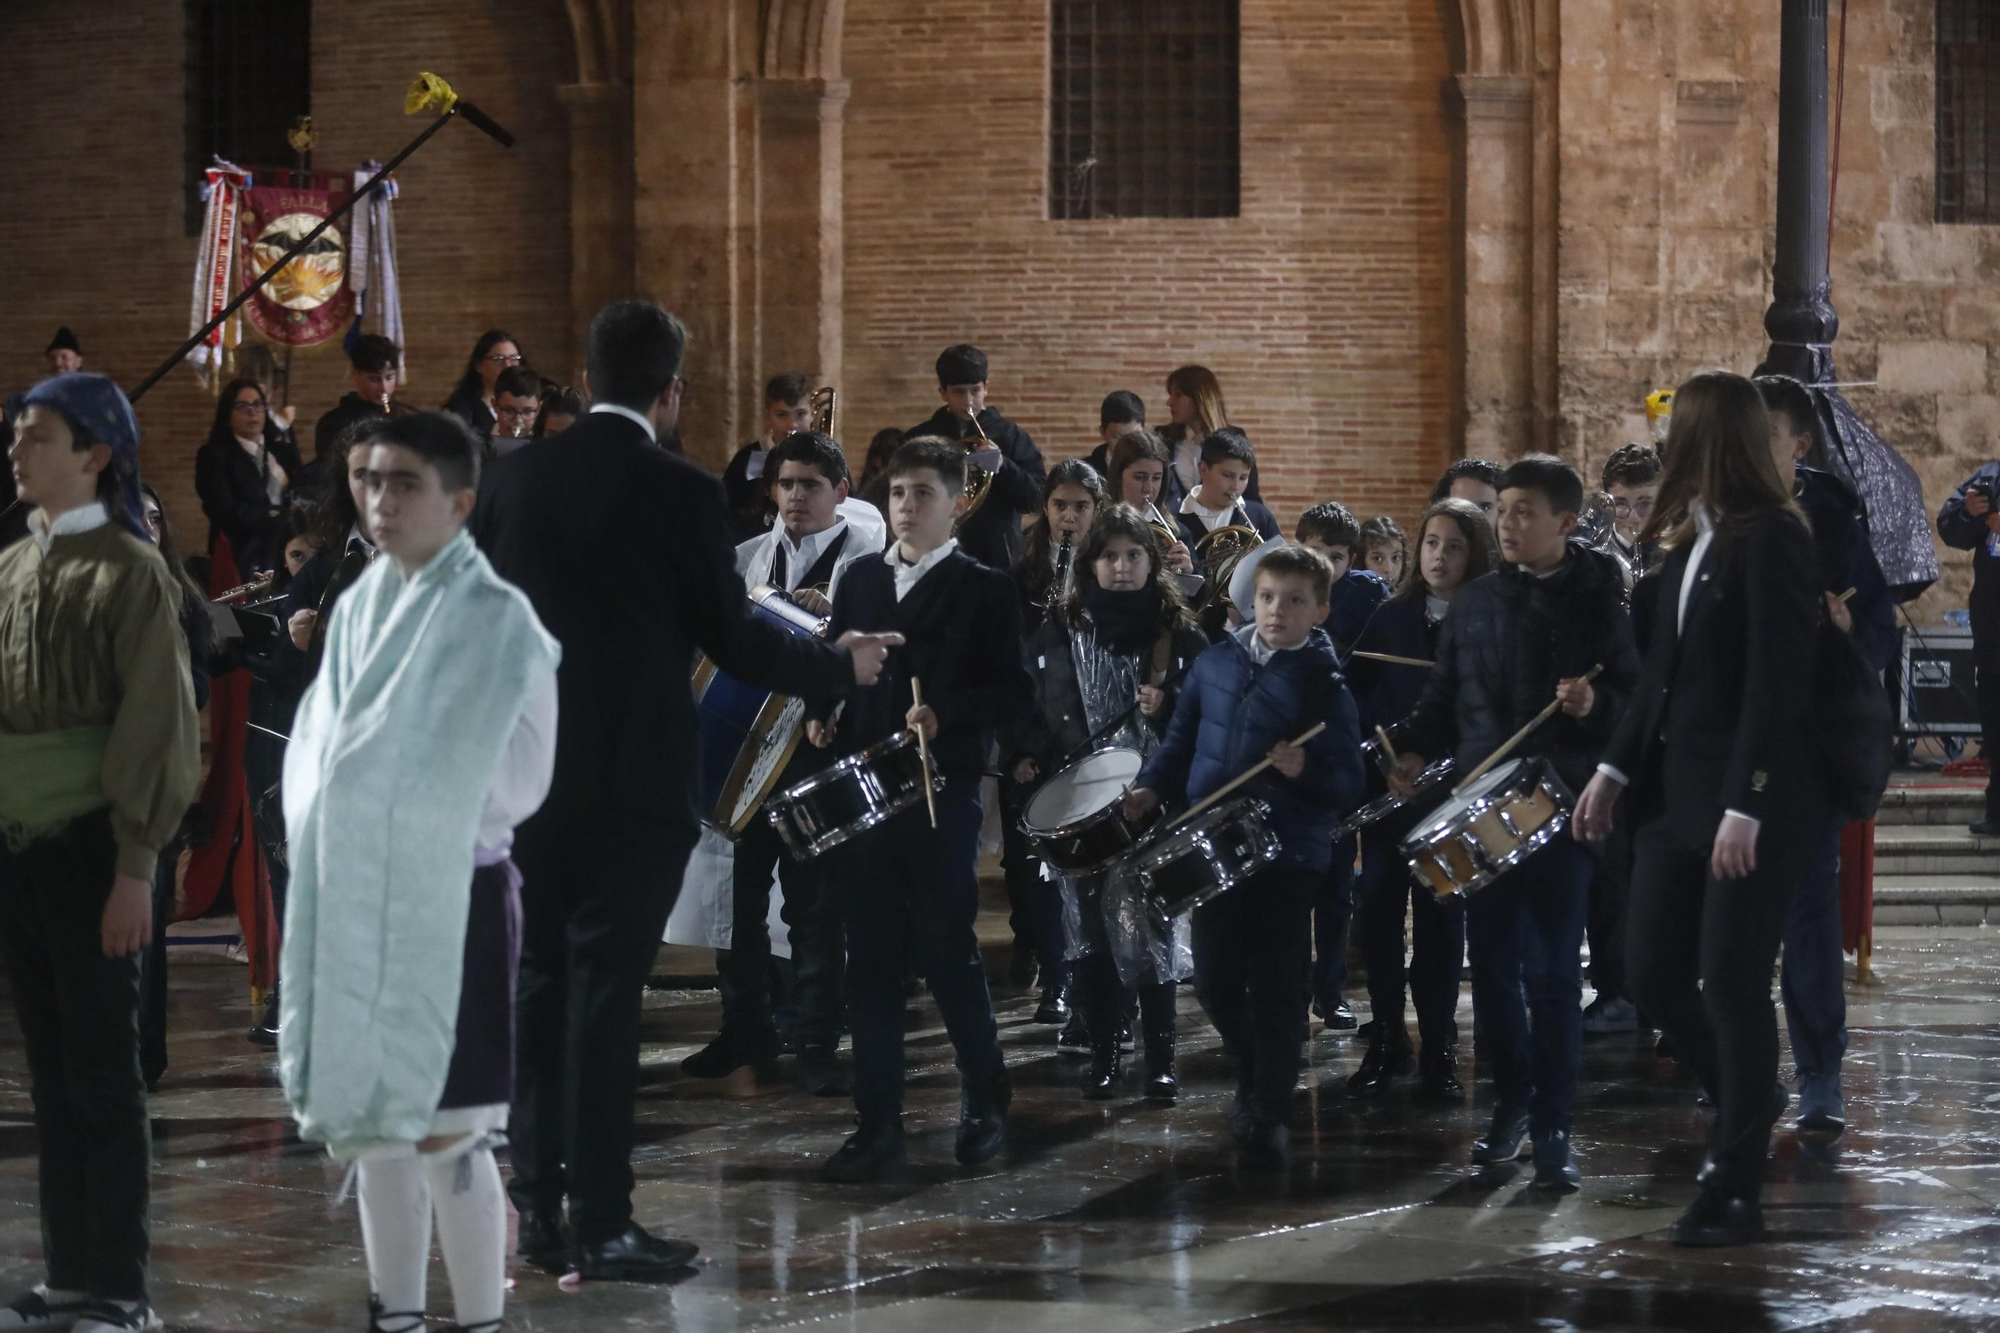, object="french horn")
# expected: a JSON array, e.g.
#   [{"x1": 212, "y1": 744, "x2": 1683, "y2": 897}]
[
  {"x1": 809, "y1": 385, "x2": 837, "y2": 437},
  {"x1": 1192, "y1": 507, "x2": 1262, "y2": 610},
  {"x1": 957, "y1": 409, "x2": 998, "y2": 522}
]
